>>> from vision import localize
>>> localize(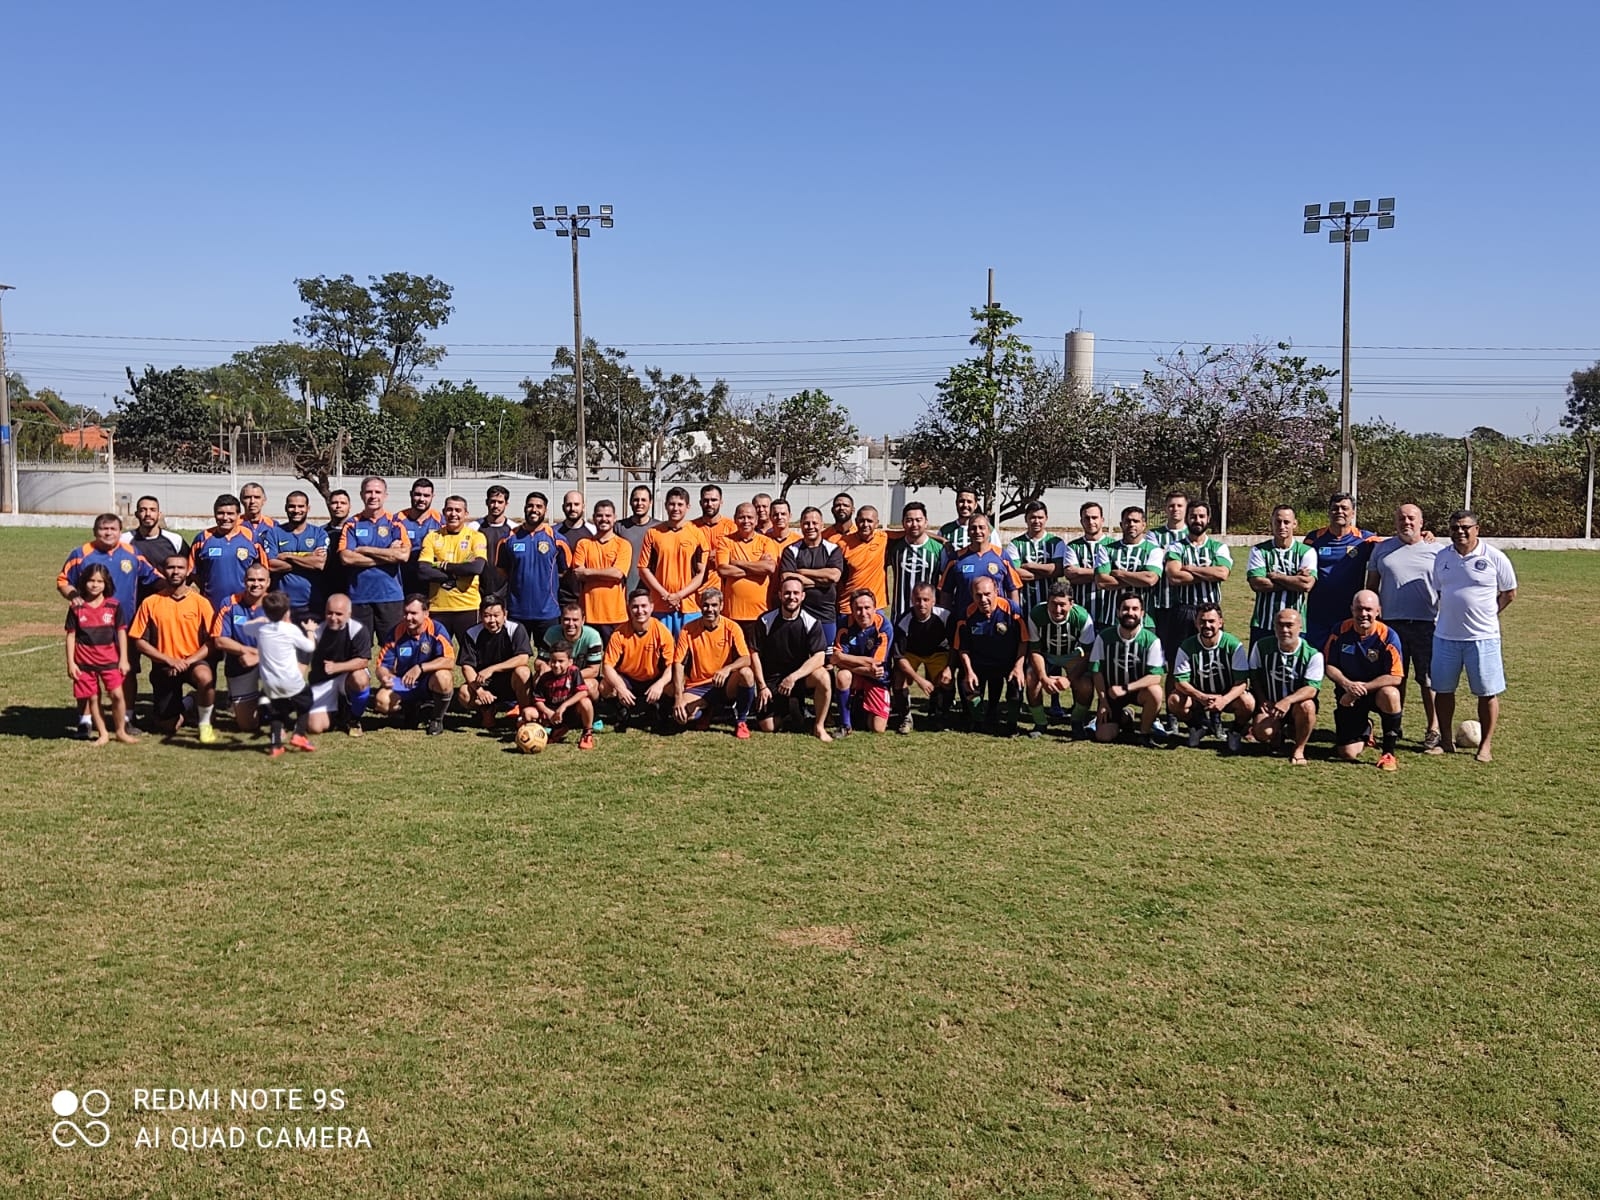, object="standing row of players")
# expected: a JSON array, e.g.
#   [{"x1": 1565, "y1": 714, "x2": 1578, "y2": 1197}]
[{"x1": 55, "y1": 480, "x2": 1514, "y2": 761}]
